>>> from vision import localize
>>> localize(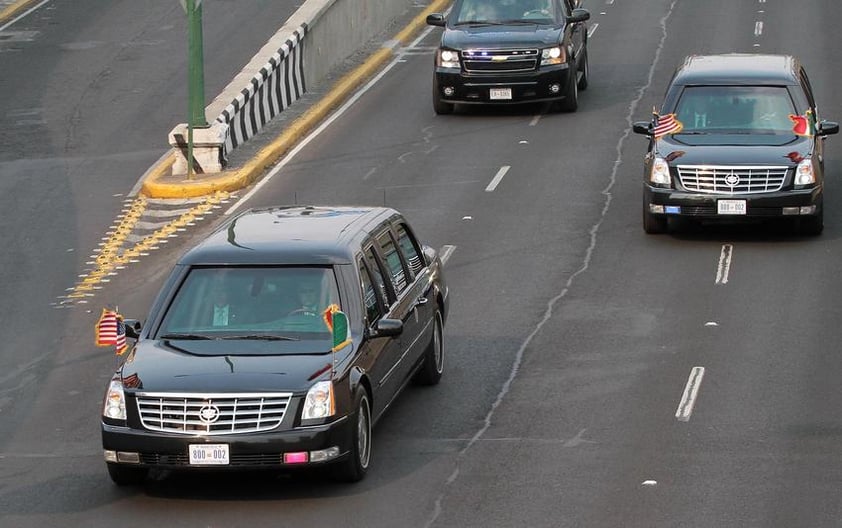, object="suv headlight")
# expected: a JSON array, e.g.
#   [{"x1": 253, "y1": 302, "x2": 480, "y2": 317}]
[
  {"x1": 301, "y1": 381, "x2": 335, "y2": 421},
  {"x1": 102, "y1": 378, "x2": 127, "y2": 421},
  {"x1": 649, "y1": 157, "x2": 672, "y2": 186},
  {"x1": 437, "y1": 49, "x2": 460, "y2": 69},
  {"x1": 541, "y1": 46, "x2": 566, "y2": 66},
  {"x1": 795, "y1": 159, "x2": 816, "y2": 185}
]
